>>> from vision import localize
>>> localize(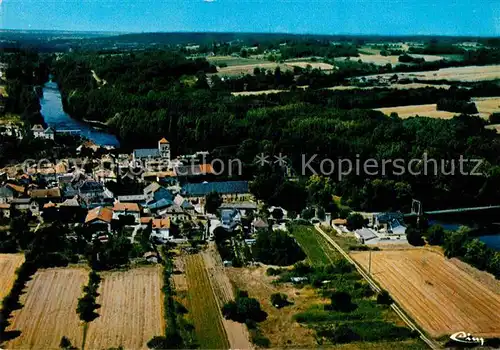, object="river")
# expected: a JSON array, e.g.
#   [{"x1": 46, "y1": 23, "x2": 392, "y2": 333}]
[{"x1": 40, "y1": 80, "x2": 120, "y2": 147}]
